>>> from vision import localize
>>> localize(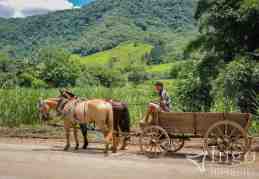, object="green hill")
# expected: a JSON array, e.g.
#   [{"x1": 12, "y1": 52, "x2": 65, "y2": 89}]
[
  {"x1": 0, "y1": 0, "x2": 196, "y2": 58},
  {"x1": 71, "y1": 42, "x2": 152, "y2": 65},
  {"x1": 146, "y1": 63, "x2": 173, "y2": 74}
]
